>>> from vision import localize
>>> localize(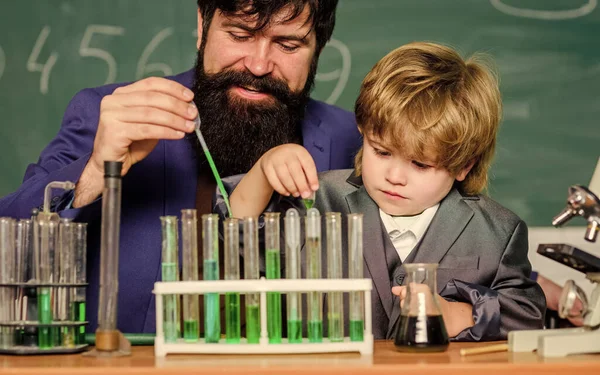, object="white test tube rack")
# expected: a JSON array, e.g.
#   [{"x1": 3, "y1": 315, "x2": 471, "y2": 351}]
[{"x1": 153, "y1": 277, "x2": 373, "y2": 357}]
